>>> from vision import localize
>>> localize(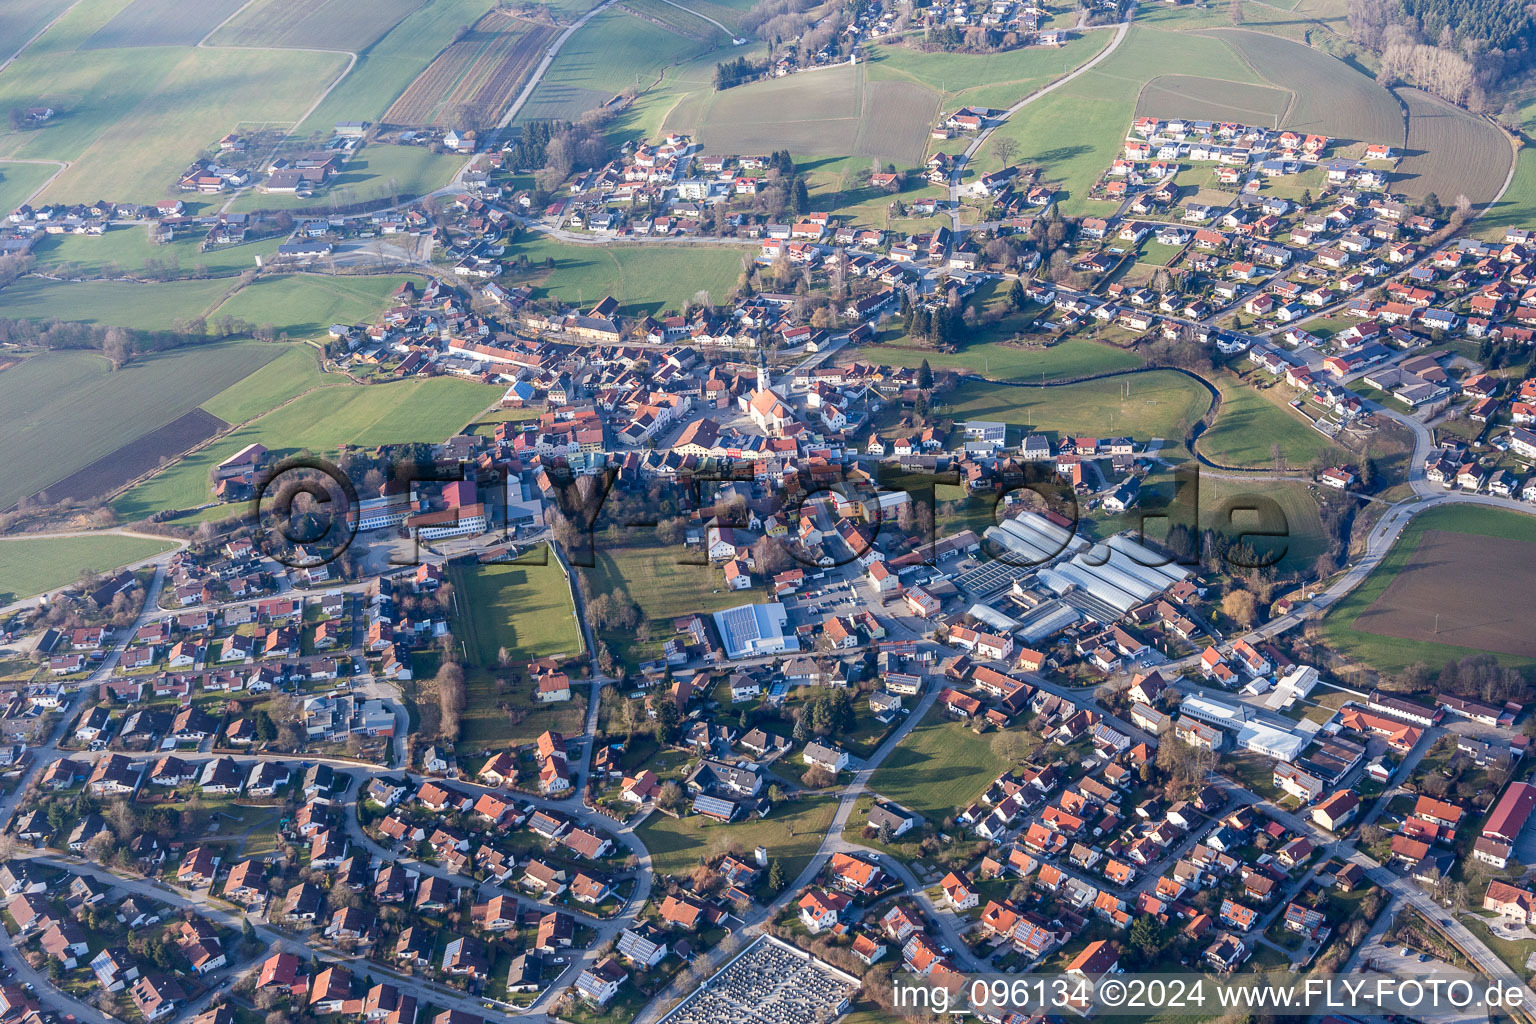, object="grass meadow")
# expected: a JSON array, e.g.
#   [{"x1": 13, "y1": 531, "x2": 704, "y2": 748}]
[
  {"x1": 29, "y1": 227, "x2": 281, "y2": 279},
  {"x1": 0, "y1": 533, "x2": 176, "y2": 603},
  {"x1": 208, "y1": 274, "x2": 422, "y2": 336},
  {"x1": 867, "y1": 707, "x2": 1009, "y2": 822},
  {"x1": 0, "y1": 161, "x2": 60, "y2": 218},
  {"x1": 0, "y1": 277, "x2": 234, "y2": 330},
  {"x1": 865, "y1": 33, "x2": 1111, "y2": 108},
  {"x1": 505, "y1": 235, "x2": 748, "y2": 315},
  {"x1": 637, "y1": 792, "x2": 839, "y2": 884},
  {"x1": 1196, "y1": 374, "x2": 1336, "y2": 470},
  {"x1": 0, "y1": 343, "x2": 284, "y2": 510},
  {"x1": 113, "y1": 375, "x2": 501, "y2": 520},
  {"x1": 209, "y1": 0, "x2": 425, "y2": 51}
]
